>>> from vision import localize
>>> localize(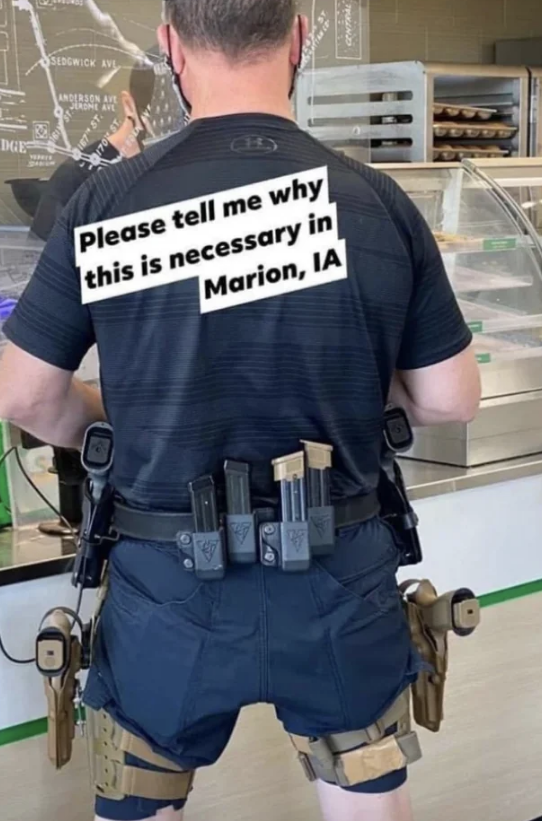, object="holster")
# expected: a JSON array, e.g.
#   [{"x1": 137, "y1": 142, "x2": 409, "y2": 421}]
[
  {"x1": 42, "y1": 631, "x2": 82, "y2": 769},
  {"x1": 379, "y1": 456, "x2": 422, "y2": 566},
  {"x1": 401, "y1": 580, "x2": 480, "y2": 733},
  {"x1": 37, "y1": 586, "x2": 106, "y2": 771}
]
